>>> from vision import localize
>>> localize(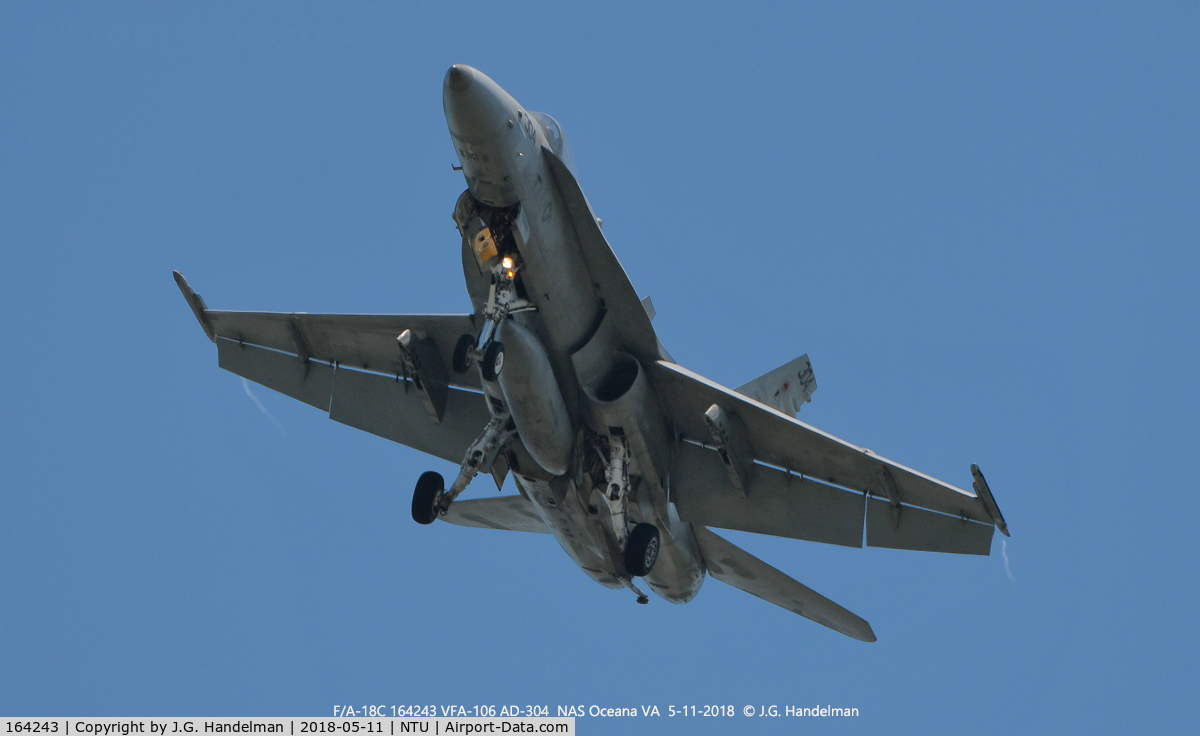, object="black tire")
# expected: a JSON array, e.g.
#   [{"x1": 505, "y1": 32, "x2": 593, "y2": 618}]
[
  {"x1": 452, "y1": 334, "x2": 475, "y2": 374},
  {"x1": 411, "y1": 471, "x2": 445, "y2": 525},
  {"x1": 624, "y1": 523, "x2": 660, "y2": 577},
  {"x1": 481, "y1": 340, "x2": 505, "y2": 381}
]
